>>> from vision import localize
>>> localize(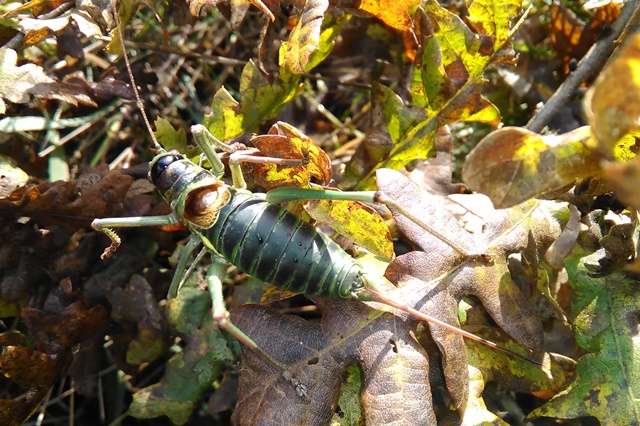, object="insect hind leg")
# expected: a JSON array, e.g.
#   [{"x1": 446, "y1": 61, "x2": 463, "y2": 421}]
[
  {"x1": 206, "y1": 257, "x2": 308, "y2": 398},
  {"x1": 264, "y1": 187, "x2": 488, "y2": 260}
]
